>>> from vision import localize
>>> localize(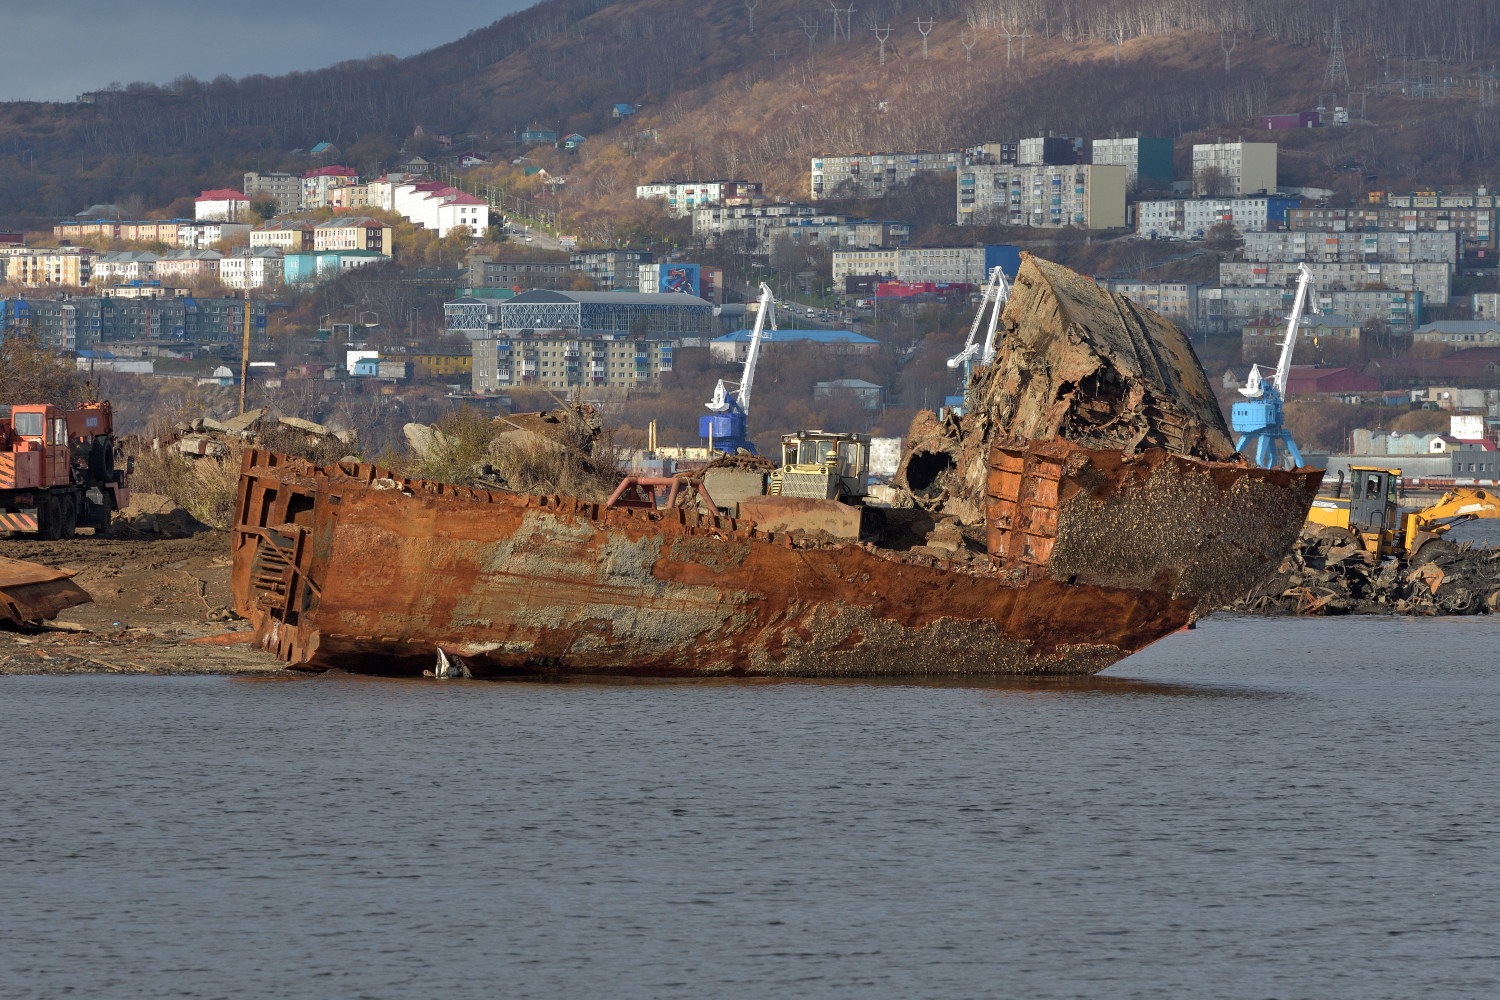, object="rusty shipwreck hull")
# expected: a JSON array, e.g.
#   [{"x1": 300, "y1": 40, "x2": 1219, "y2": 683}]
[
  {"x1": 0, "y1": 555, "x2": 91, "y2": 626},
  {"x1": 230, "y1": 445, "x2": 1319, "y2": 679}
]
